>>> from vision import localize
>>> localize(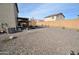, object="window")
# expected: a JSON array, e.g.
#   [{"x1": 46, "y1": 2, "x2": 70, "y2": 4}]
[{"x1": 52, "y1": 16, "x2": 54, "y2": 19}]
